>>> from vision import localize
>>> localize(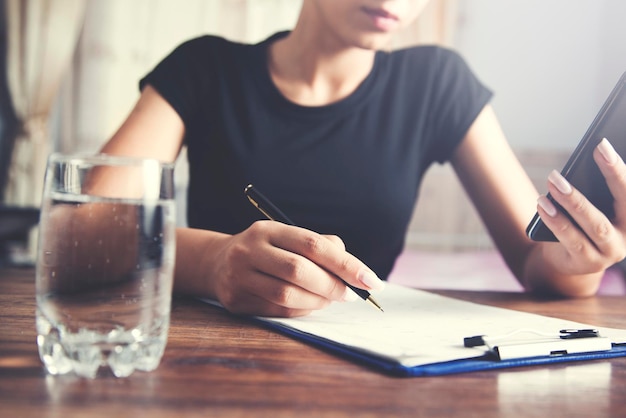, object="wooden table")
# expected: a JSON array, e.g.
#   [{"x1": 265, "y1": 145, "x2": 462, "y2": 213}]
[{"x1": 1, "y1": 268, "x2": 625, "y2": 418}]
